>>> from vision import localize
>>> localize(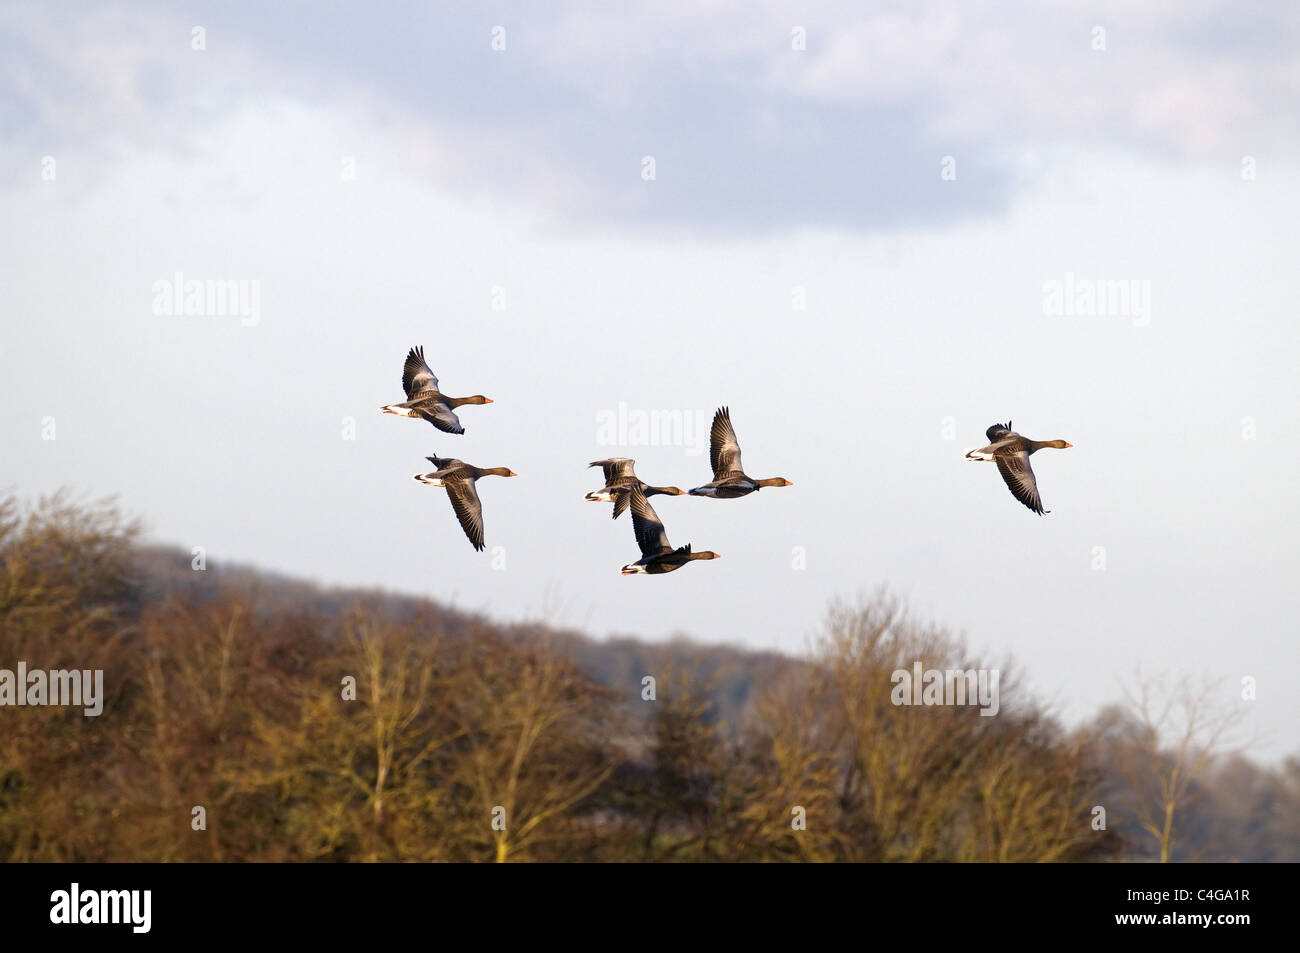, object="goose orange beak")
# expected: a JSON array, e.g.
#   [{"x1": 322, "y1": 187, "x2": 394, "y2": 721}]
[
  {"x1": 484, "y1": 398, "x2": 494, "y2": 403},
  {"x1": 1064, "y1": 442, "x2": 1073, "y2": 448}
]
